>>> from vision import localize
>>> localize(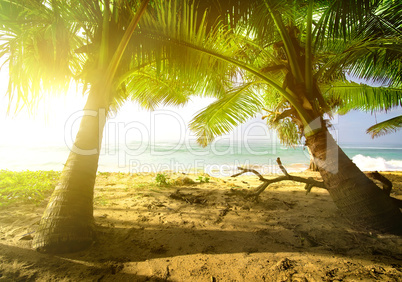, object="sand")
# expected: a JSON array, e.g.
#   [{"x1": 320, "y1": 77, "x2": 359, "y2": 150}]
[{"x1": 0, "y1": 170, "x2": 401, "y2": 281}]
